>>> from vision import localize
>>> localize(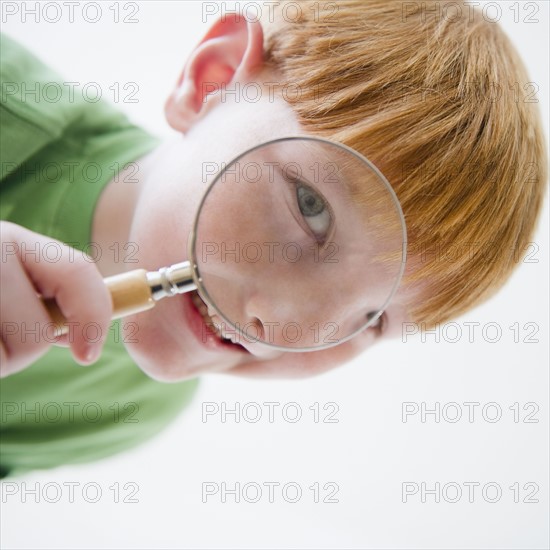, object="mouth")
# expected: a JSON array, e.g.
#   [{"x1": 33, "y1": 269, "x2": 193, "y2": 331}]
[{"x1": 185, "y1": 290, "x2": 249, "y2": 353}]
